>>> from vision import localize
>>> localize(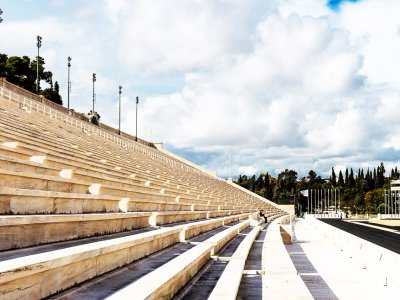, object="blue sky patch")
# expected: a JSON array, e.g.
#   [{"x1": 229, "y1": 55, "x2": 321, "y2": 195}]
[
  {"x1": 164, "y1": 144, "x2": 220, "y2": 168},
  {"x1": 327, "y1": 0, "x2": 361, "y2": 11}
]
